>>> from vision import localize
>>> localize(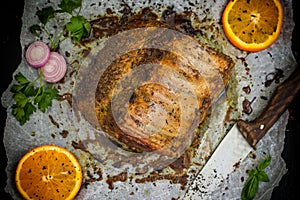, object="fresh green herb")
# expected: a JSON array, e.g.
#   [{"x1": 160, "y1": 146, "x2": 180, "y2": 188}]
[
  {"x1": 241, "y1": 156, "x2": 271, "y2": 200},
  {"x1": 17, "y1": 0, "x2": 87, "y2": 125},
  {"x1": 66, "y1": 16, "x2": 91, "y2": 42},
  {"x1": 36, "y1": 6, "x2": 56, "y2": 25},
  {"x1": 11, "y1": 72, "x2": 59, "y2": 125},
  {"x1": 29, "y1": 0, "x2": 90, "y2": 50},
  {"x1": 58, "y1": 0, "x2": 82, "y2": 14},
  {"x1": 29, "y1": 24, "x2": 42, "y2": 37}
]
